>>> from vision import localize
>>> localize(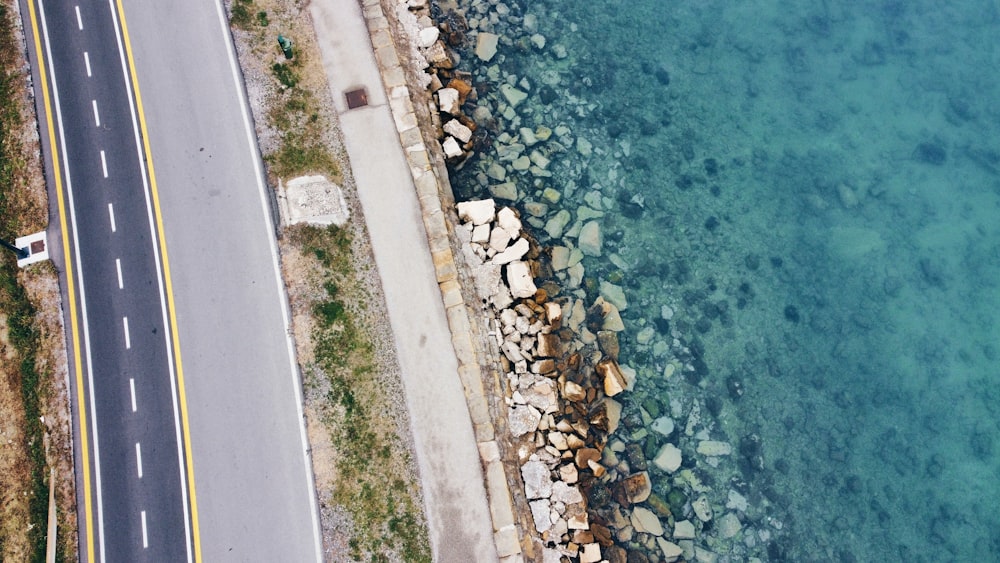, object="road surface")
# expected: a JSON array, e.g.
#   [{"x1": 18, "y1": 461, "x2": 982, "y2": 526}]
[{"x1": 22, "y1": 0, "x2": 322, "y2": 560}]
